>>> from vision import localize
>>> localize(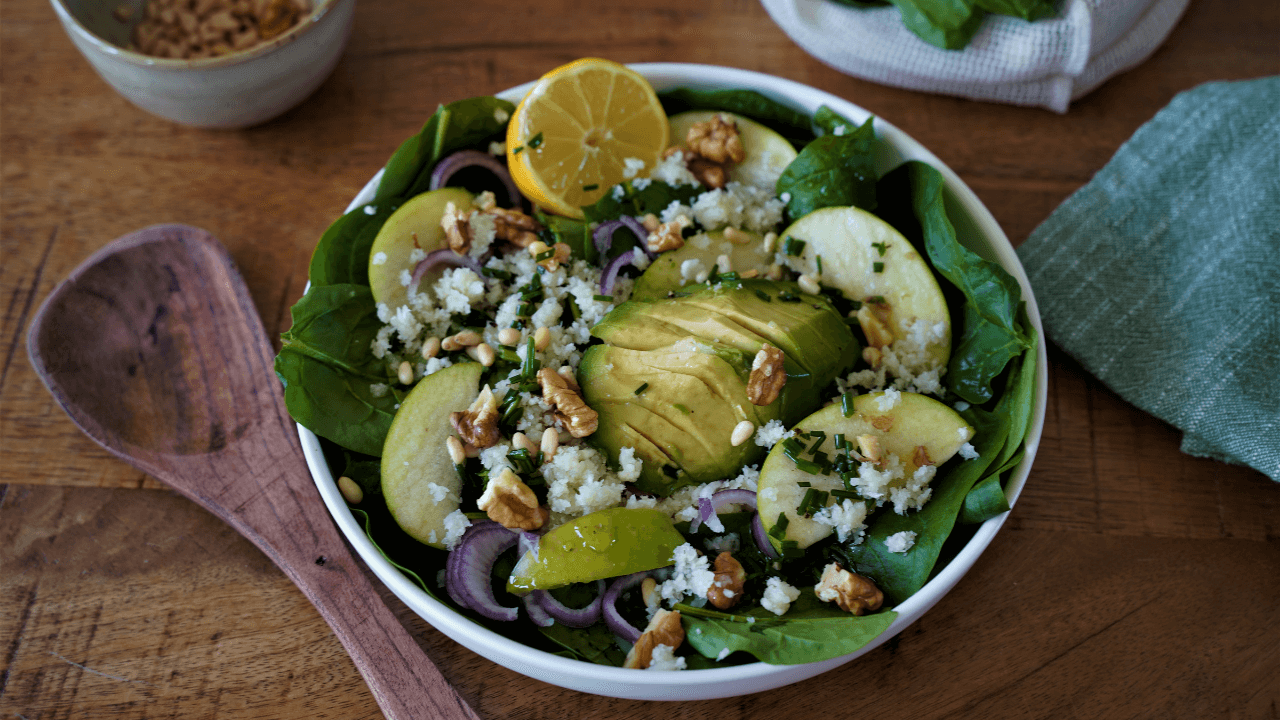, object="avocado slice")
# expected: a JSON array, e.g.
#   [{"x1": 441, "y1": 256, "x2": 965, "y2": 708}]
[
  {"x1": 592, "y1": 280, "x2": 859, "y2": 424},
  {"x1": 579, "y1": 340, "x2": 780, "y2": 494}
]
